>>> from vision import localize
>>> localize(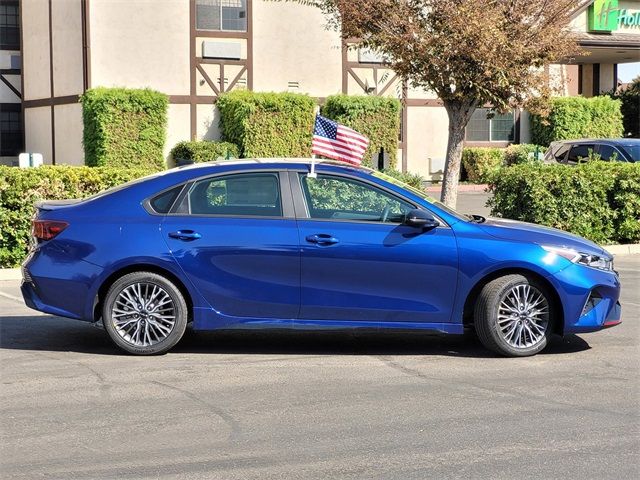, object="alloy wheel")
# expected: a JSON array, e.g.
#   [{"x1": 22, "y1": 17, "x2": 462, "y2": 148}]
[
  {"x1": 111, "y1": 282, "x2": 176, "y2": 347},
  {"x1": 497, "y1": 284, "x2": 549, "y2": 349}
]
